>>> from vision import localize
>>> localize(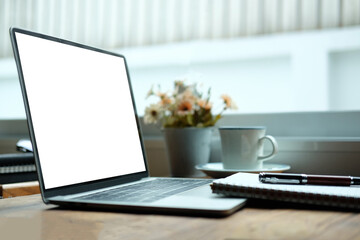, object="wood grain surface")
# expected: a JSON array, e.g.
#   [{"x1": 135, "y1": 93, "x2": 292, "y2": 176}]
[
  {"x1": 1, "y1": 195, "x2": 360, "y2": 240},
  {"x1": 1, "y1": 181, "x2": 40, "y2": 198}
]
